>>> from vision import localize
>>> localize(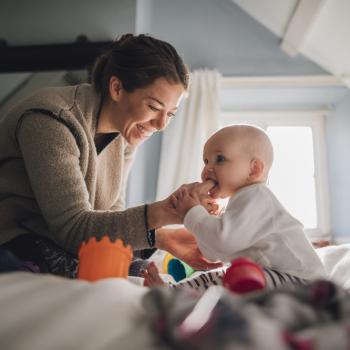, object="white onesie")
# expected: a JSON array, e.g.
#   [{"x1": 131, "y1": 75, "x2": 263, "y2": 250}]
[{"x1": 184, "y1": 183, "x2": 326, "y2": 280}]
